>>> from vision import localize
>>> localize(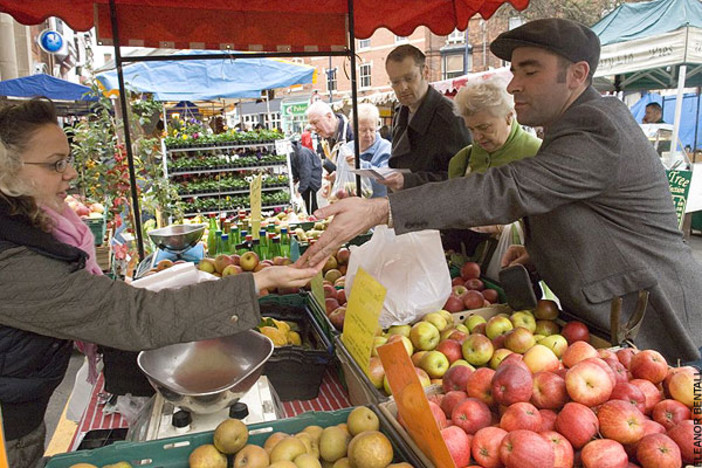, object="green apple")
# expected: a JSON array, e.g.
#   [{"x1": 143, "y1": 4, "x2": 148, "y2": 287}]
[
  {"x1": 386, "y1": 324, "x2": 411, "y2": 338},
  {"x1": 386, "y1": 334, "x2": 414, "y2": 357},
  {"x1": 198, "y1": 258, "x2": 217, "y2": 274},
  {"x1": 370, "y1": 336, "x2": 388, "y2": 357},
  {"x1": 509, "y1": 311, "x2": 537, "y2": 333},
  {"x1": 489, "y1": 348, "x2": 514, "y2": 369},
  {"x1": 466, "y1": 314, "x2": 487, "y2": 332},
  {"x1": 383, "y1": 367, "x2": 430, "y2": 395},
  {"x1": 411, "y1": 351, "x2": 428, "y2": 367},
  {"x1": 455, "y1": 323, "x2": 469, "y2": 334},
  {"x1": 461, "y1": 334, "x2": 494, "y2": 366},
  {"x1": 485, "y1": 315, "x2": 514, "y2": 340},
  {"x1": 538, "y1": 334, "x2": 568, "y2": 358},
  {"x1": 423, "y1": 312, "x2": 449, "y2": 332},
  {"x1": 449, "y1": 359, "x2": 476, "y2": 370},
  {"x1": 437, "y1": 309, "x2": 455, "y2": 326},
  {"x1": 534, "y1": 320, "x2": 560, "y2": 337},
  {"x1": 418, "y1": 350, "x2": 450, "y2": 378},
  {"x1": 409, "y1": 321, "x2": 440, "y2": 351}
]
